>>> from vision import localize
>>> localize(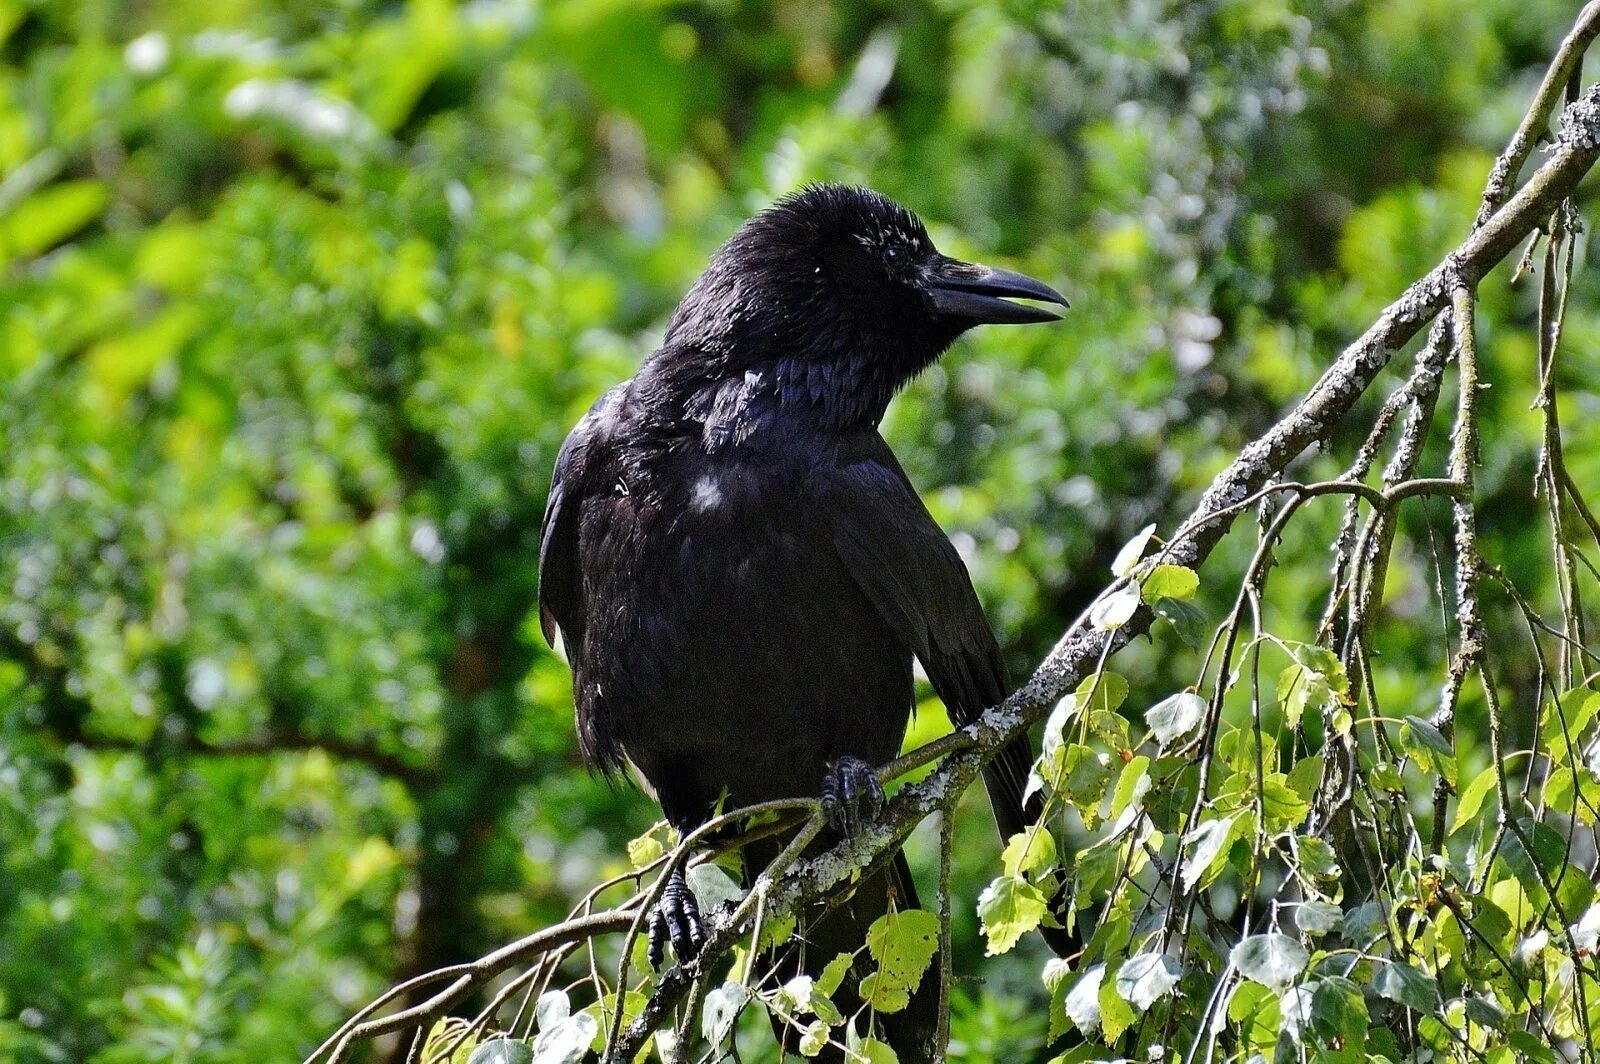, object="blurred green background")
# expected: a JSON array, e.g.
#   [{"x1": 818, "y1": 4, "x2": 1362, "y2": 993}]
[{"x1": 2, "y1": 0, "x2": 1596, "y2": 1060}]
